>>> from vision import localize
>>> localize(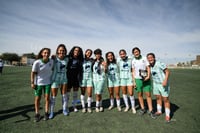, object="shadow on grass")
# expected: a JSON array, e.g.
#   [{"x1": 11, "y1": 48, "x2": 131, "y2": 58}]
[{"x1": 0, "y1": 104, "x2": 35, "y2": 123}]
